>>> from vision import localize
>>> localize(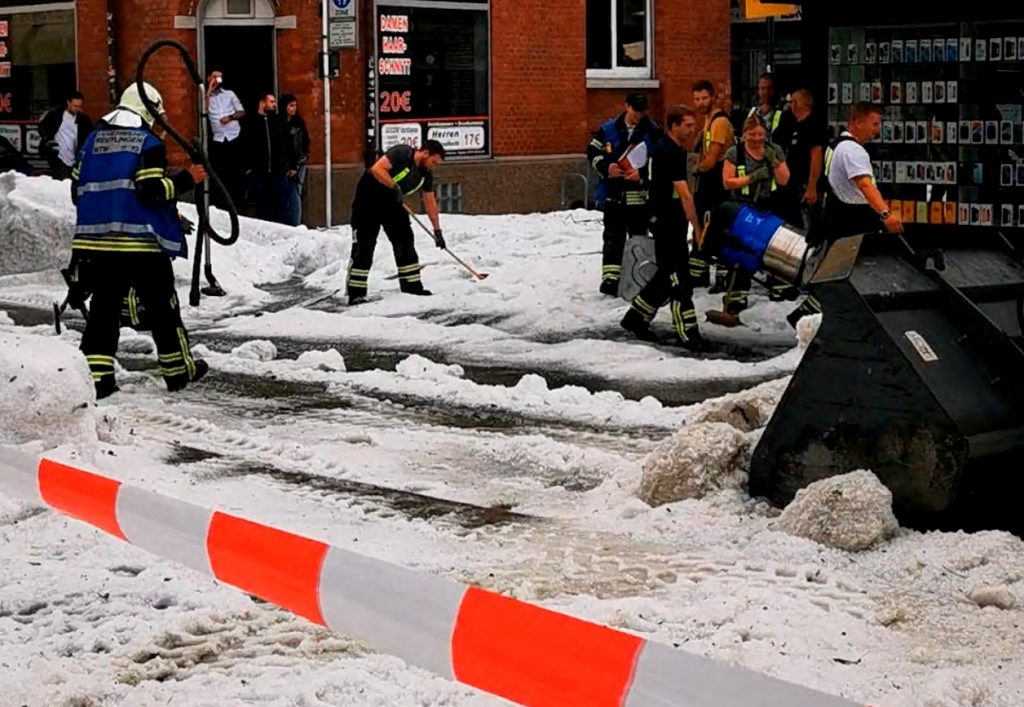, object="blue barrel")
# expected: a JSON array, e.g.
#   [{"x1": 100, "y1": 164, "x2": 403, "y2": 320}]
[{"x1": 720, "y1": 205, "x2": 785, "y2": 273}]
